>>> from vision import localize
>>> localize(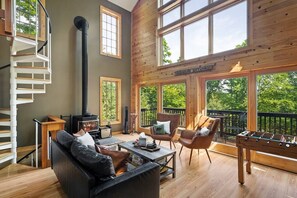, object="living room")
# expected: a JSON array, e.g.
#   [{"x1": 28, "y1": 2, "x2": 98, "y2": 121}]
[{"x1": 1, "y1": 0, "x2": 297, "y2": 197}]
